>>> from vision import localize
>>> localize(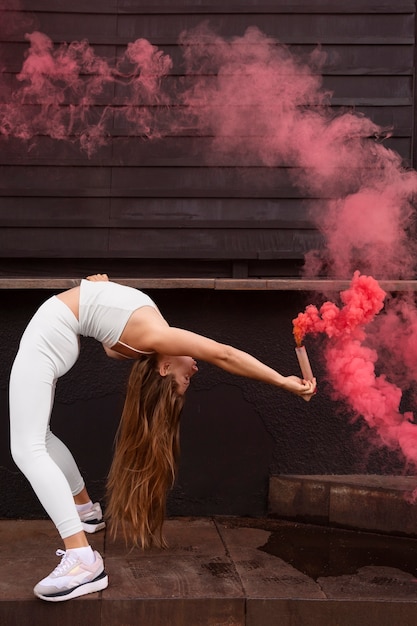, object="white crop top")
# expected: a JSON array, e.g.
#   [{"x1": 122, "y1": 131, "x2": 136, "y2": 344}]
[{"x1": 78, "y1": 279, "x2": 157, "y2": 348}]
